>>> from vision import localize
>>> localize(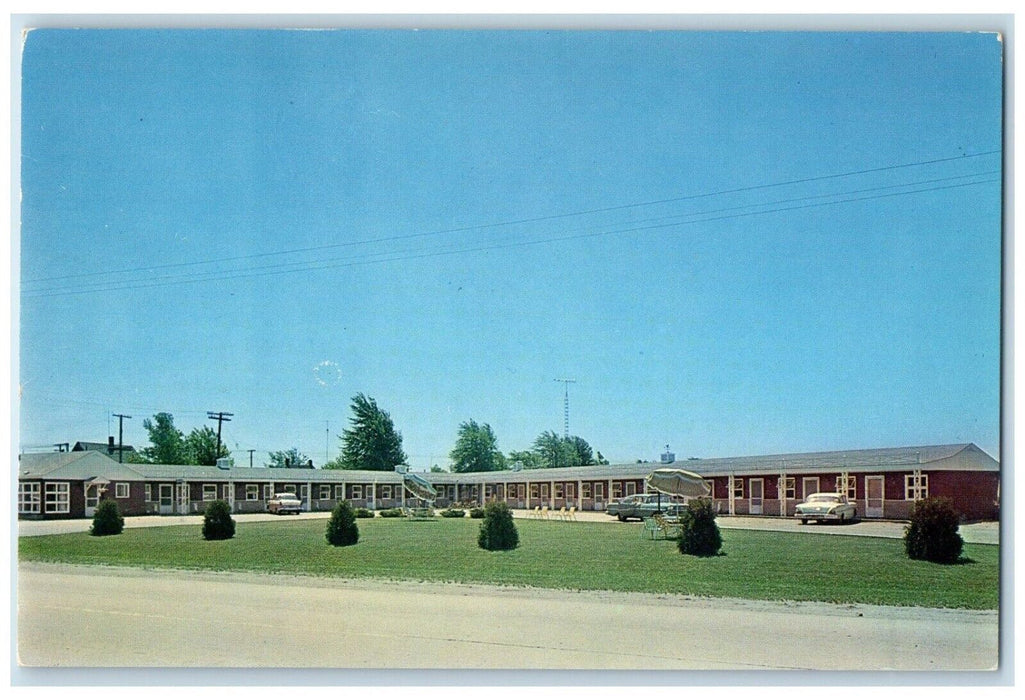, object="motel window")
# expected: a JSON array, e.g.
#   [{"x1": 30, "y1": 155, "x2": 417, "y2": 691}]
[
  {"x1": 115, "y1": 483, "x2": 130, "y2": 499},
  {"x1": 283, "y1": 485, "x2": 297, "y2": 494},
  {"x1": 566, "y1": 483, "x2": 575, "y2": 498},
  {"x1": 320, "y1": 485, "x2": 331, "y2": 500},
  {"x1": 835, "y1": 476, "x2": 856, "y2": 500},
  {"x1": 19, "y1": 482, "x2": 41, "y2": 514},
  {"x1": 335, "y1": 485, "x2": 345, "y2": 500},
  {"x1": 203, "y1": 484, "x2": 217, "y2": 501},
  {"x1": 223, "y1": 484, "x2": 231, "y2": 500},
  {"x1": 352, "y1": 485, "x2": 363, "y2": 499},
  {"x1": 625, "y1": 482, "x2": 636, "y2": 496},
  {"x1": 263, "y1": 485, "x2": 273, "y2": 499},
  {"x1": 145, "y1": 484, "x2": 152, "y2": 502},
  {"x1": 611, "y1": 483, "x2": 622, "y2": 499},
  {"x1": 530, "y1": 484, "x2": 539, "y2": 499},
  {"x1": 905, "y1": 473, "x2": 929, "y2": 501},
  {"x1": 246, "y1": 485, "x2": 259, "y2": 501},
  {"x1": 781, "y1": 477, "x2": 795, "y2": 500},
  {"x1": 594, "y1": 483, "x2": 604, "y2": 499},
  {"x1": 516, "y1": 484, "x2": 525, "y2": 499},
  {"x1": 44, "y1": 482, "x2": 70, "y2": 514},
  {"x1": 484, "y1": 485, "x2": 493, "y2": 499},
  {"x1": 581, "y1": 483, "x2": 591, "y2": 499},
  {"x1": 540, "y1": 484, "x2": 549, "y2": 498},
  {"x1": 554, "y1": 483, "x2": 563, "y2": 499},
  {"x1": 381, "y1": 485, "x2": 392, "y2": 500},
  {"x1": 732, "y1": 479, "x2": 744, "y2": 499}
]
